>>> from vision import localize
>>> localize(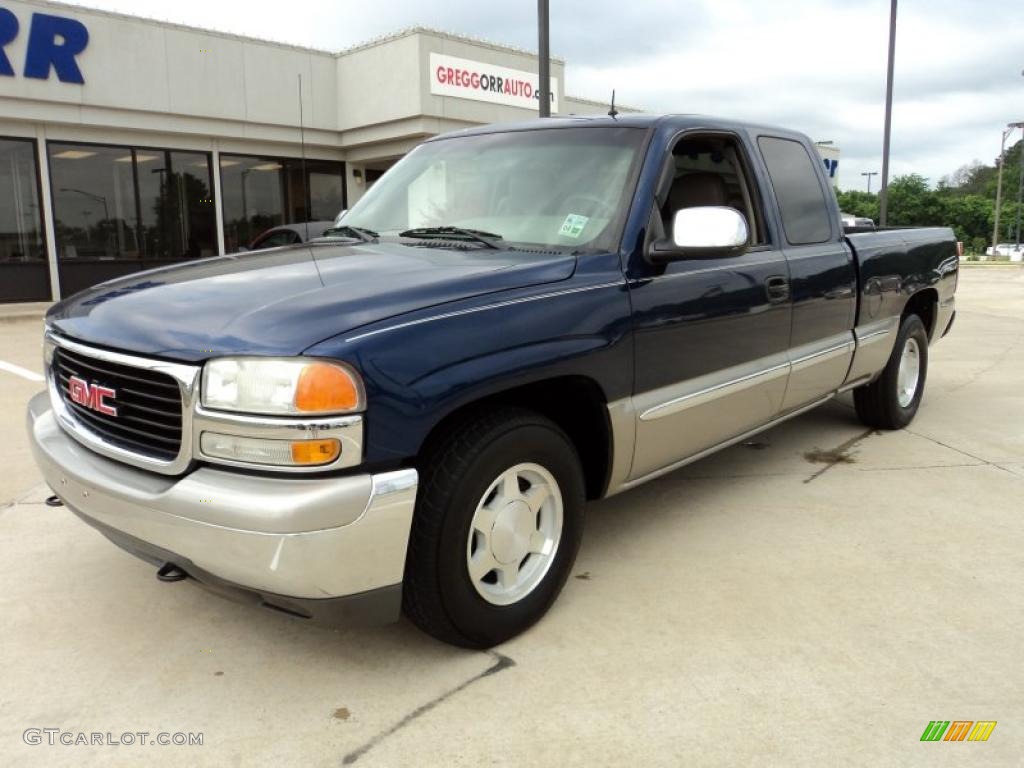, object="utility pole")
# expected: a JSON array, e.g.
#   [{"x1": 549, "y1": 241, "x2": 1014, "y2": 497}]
[
  {"x1": 878, "y1": 0, "x2": 897, "y2": 226},
  {"x1": 861, "y1": 171, "x2": 878, "y2": 193},
  {"x1": 993, "y1": 125, "x2": 1014, "y2": 255},
  {"x1": 537, "y1": 0, "x2": 550, "y2": 118}
]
